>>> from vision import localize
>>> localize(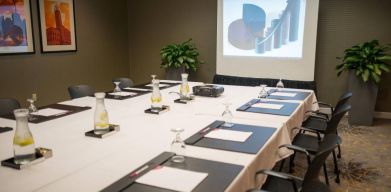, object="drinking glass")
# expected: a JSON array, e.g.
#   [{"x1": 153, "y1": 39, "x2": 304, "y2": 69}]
[
  {"x1": 221, "y1": 102, "x2": 234, "y2": 127},
  {"x1": 276, "y1": 78, "x2": 284, "y2": 91},
  {"x1": 113, "y1": 81, "x2": 121, "y2": 93},
  {"x1": 27, "y1": 98, "x2": 38, "y2": 121},
  {"x1": 258, "y1": 84, "x2": 268, "y2": 102},
  {"x1": 171, "y1": 128, "x2": 185, "y2": 163}
]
